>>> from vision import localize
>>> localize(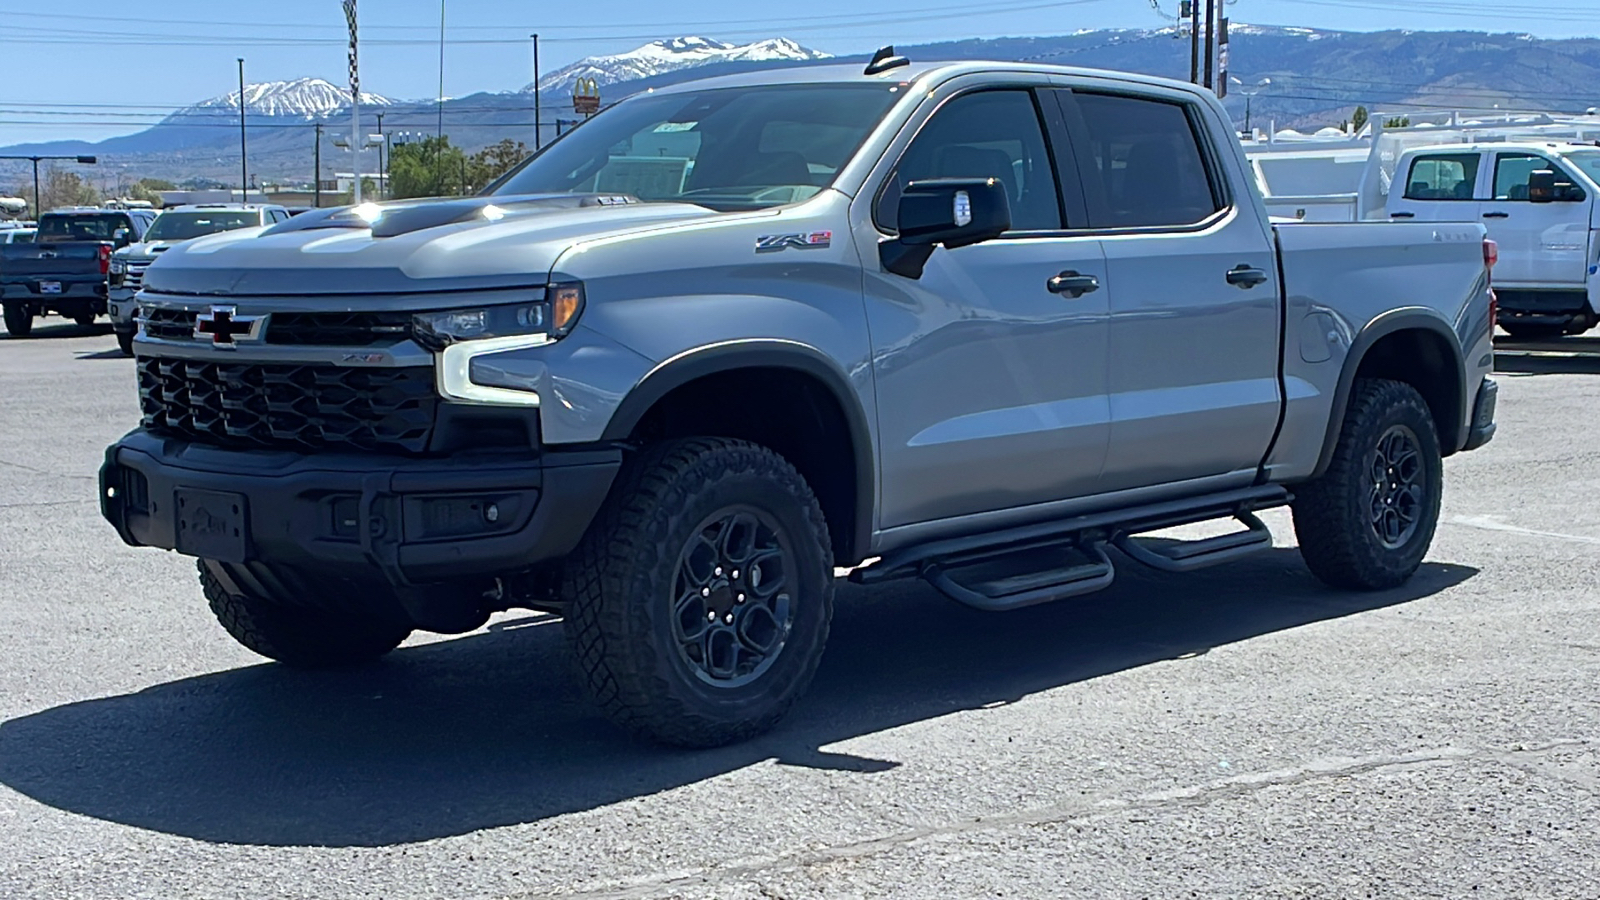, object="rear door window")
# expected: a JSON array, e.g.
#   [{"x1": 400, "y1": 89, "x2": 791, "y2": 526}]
[
  {"x1": 1066, "y1": 92, "x2": 1224, "y2": 229},
  {"x1": 37, "y1": 214, "x2": 131, "y2": 242},
  {"x1": 1404, "y1": 154, "x2": 1480, "y2": 201}
]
